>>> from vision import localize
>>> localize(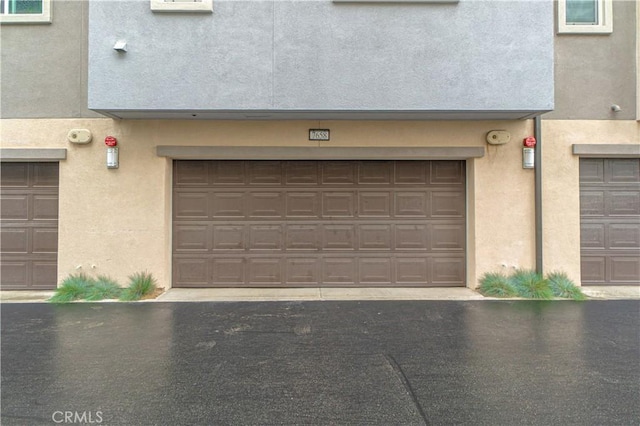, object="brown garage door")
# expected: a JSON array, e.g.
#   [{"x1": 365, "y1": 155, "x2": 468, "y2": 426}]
[
  {"x1": 173, "y1": 160, "x2": 465, "y2": 287},
  {"x1": 580, "y1": 158, "x2": 640, "y2": 285},
  {"x1": 1, "y1": 163, "x2": 59, "y2": 290}
]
